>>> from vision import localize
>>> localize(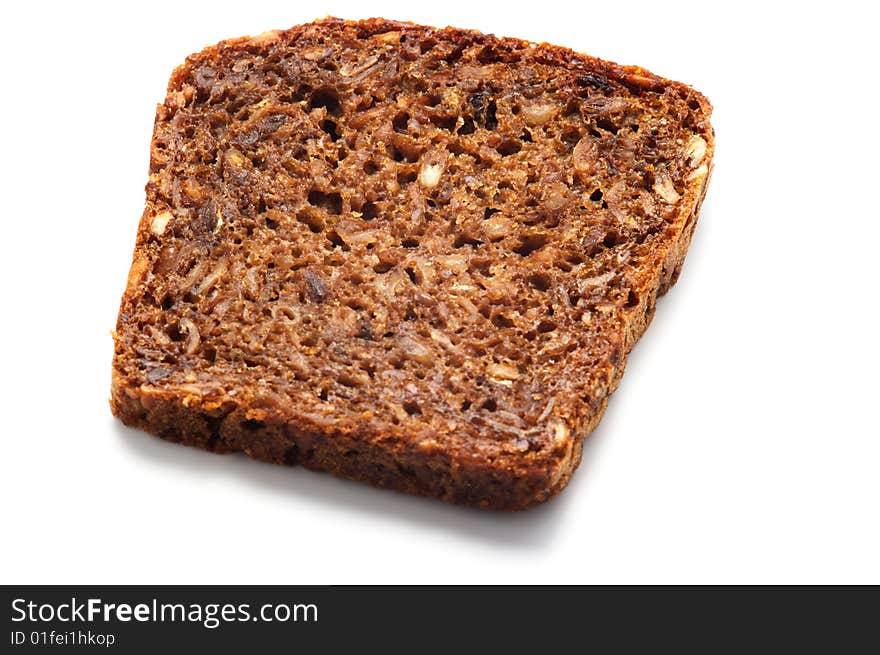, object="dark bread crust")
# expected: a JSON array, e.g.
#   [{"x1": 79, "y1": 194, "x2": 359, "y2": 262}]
[{"x1": 111, "y1": 18, "x2": 714, "y2": 509}]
